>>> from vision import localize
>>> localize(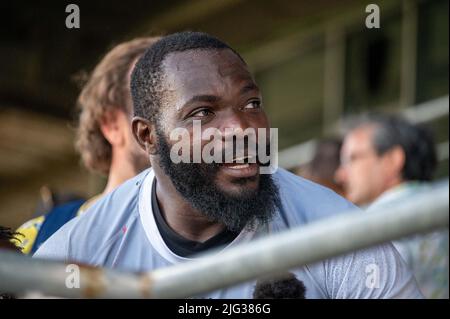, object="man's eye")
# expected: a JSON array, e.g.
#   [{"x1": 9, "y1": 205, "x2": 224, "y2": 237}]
[
  {"x1": 244, "y1": 100, "x2": 261, "y2": 110},
  {"x1": 191, "y1": 109, "x2": 212, "y2": 117}
]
